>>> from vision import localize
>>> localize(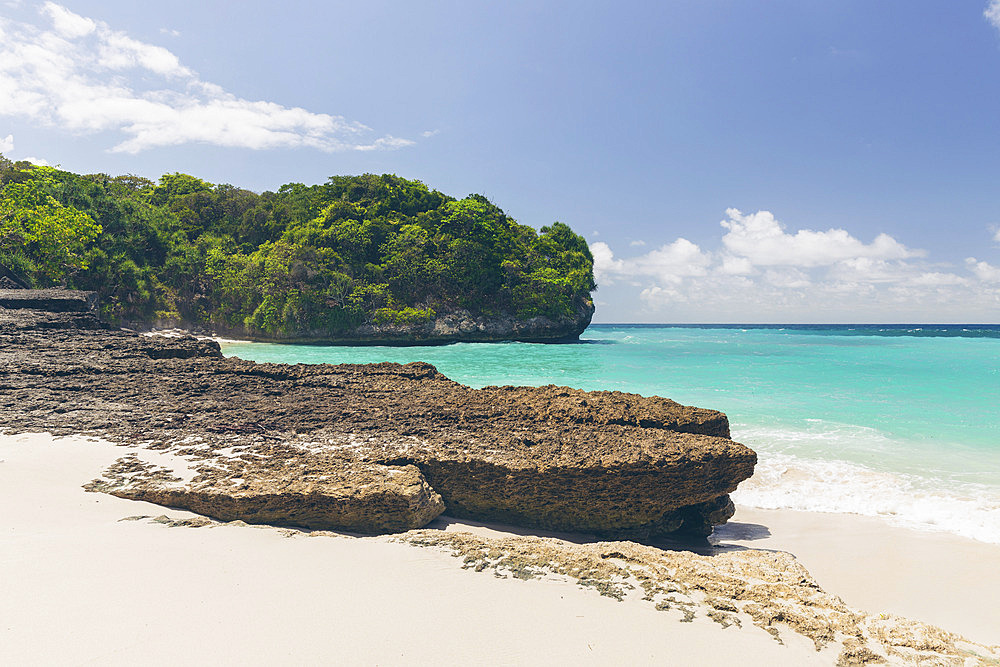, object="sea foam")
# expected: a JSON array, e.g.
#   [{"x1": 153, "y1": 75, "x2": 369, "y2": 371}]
[{"x1": 731, "y1": 448, "x2": 1000, "y2": 545}]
